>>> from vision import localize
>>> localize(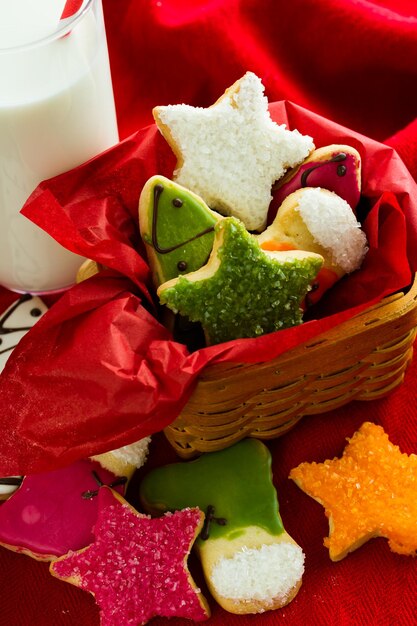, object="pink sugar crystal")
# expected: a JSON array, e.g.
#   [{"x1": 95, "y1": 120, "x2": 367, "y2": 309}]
[{"x1": 51, "y1": 487, "x2": 209, "y2": 625}]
